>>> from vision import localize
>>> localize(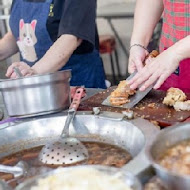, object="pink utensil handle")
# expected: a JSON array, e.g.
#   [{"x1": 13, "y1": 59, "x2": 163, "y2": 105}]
[{"x1": 70, "y1": 87, "x2": 84, "y2": 110}]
